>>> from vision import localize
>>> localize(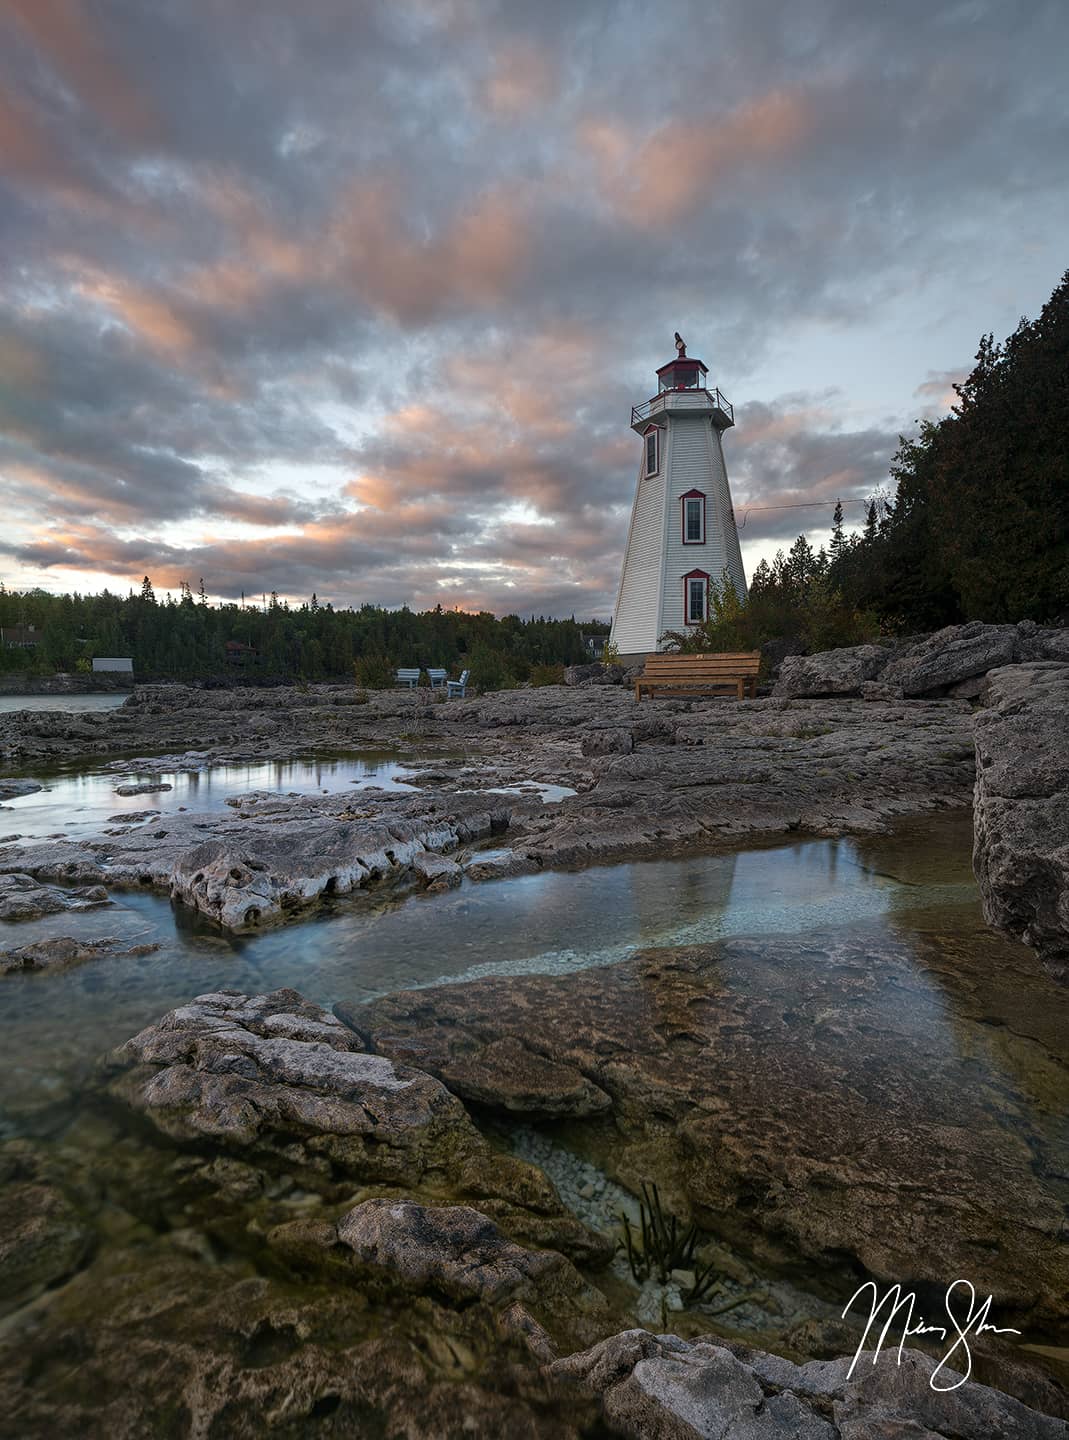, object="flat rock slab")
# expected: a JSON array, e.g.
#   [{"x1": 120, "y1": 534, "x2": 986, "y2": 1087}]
[
  {"x1": 0, "y1": 789, "x2": 512, "y2": 931},
  {"x1": 0, "y1": 872, "x2": 111, "y2": 921},
  {"x1": 0, "y1": 935, "x2": 158, "y2": 975},
  {"x1": 973, "y1": 663, "x2": 1069, "y2": 974},
  {"x1": 361, "y1": 925, "x2": 1069, "y2": 1334},
  {"x1": 551, "y1": 1329, "x2": 1068, "y2": 1439},
  {"x1": 103, "y1": 988, "x2": 608, "y2": 1263},
  {"x1": 0, "y1": 779, "x2": 42, "y2": 801}
]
